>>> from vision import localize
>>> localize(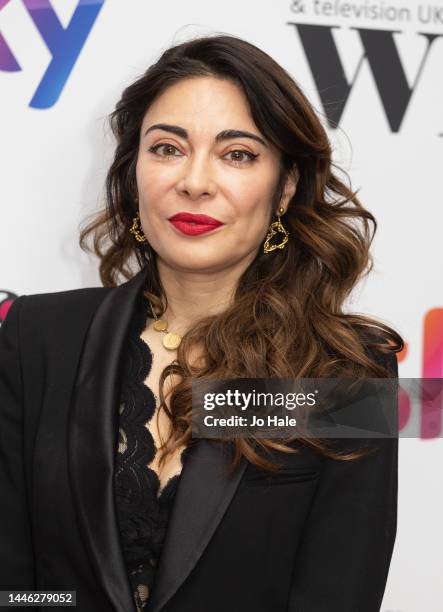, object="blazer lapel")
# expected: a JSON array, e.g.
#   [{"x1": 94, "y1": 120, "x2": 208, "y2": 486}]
[
  {"x1": 68, "y1": 265, "x2": 248, "y2": 612},
  {"x1": 68, "y1": 266, "x2": 149, "y2": 612},
  {"x1": 145, "y1": 439, "x2": 248, "y2": 612}
]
